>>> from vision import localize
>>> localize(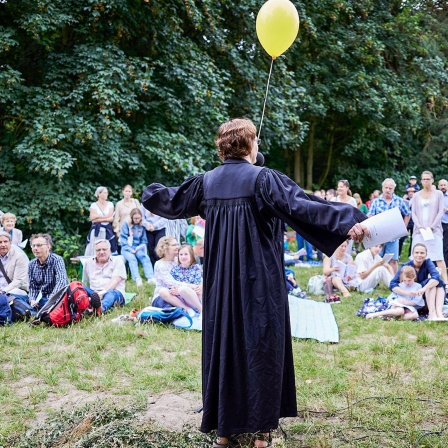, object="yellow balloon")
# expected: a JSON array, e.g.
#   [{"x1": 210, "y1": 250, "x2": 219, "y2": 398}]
[{"x1": 256, "y1": 0, "x2": 300, "y2": 58}]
